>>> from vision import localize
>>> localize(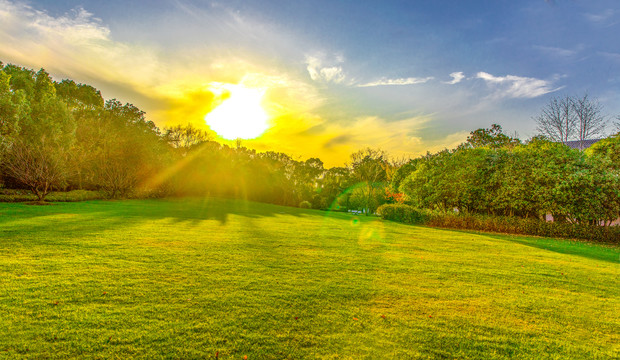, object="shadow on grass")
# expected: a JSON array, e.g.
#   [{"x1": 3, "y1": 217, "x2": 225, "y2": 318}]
[
  {"x1": 0, "y1": 197, "x2": 312, "y2": 241},
  {"x1": 421, "y1": 226, "x2": 619, "y2": 264}
]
